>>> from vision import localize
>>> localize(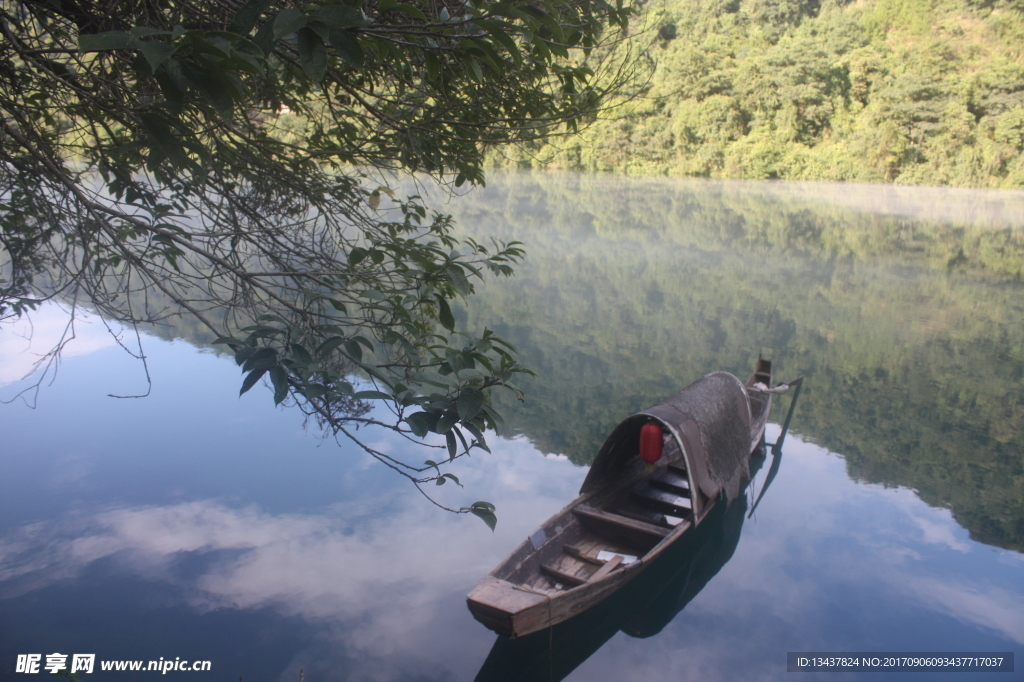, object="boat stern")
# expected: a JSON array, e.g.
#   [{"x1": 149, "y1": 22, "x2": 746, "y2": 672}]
[{"x1": 466, "y1": 576, "x2": 551, "y2": 638}]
